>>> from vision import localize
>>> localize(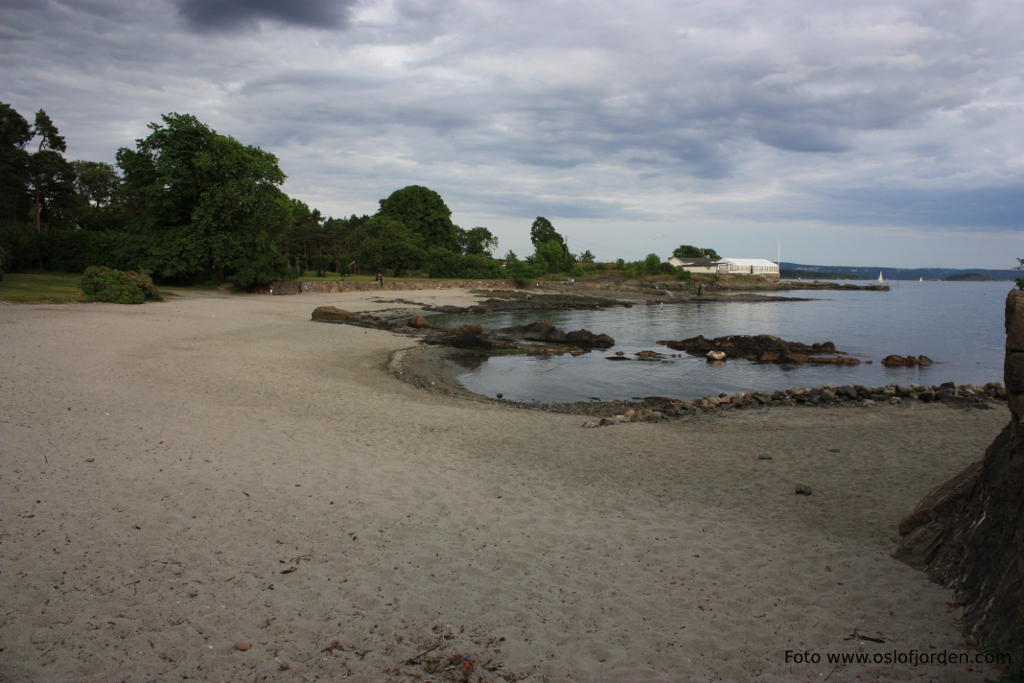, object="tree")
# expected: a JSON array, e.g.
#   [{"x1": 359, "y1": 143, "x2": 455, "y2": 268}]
[
  {"x1": 579, "y1": 249, "x2": 595, "y2": 263},
  {"x1": 673, "y1": 244, "x2": 720, "y2": 259},
  {"x1": 643, "y1": 253, "x2": 663, "y2": 274},
  {"x1": 0, "y1": 103, "x2": 32, "y2": 223},
  {"x1": 462, "y1": 226, "x2": 497, "y2": 256},
  {"x1": 28, "y1": 110, "x2": 74, "y2": 234},
  {"x1": 377, "y1": 185, "x2": 462, "y2": 252},
  {"x1": 116, "y1": 112, "x2": 291, "y2": 286},
  {"x1": 533, "y1": 239, "x2": 574, "y2": 274},
  {"x1": 71, "y1": 160, "x2": 120, "y2": 209},
  {"x1": 345, "y1": 216, "x2": 425, "y2": 276},
  {"x1": 530, "y1": 216, "x2": 565, "y2": 249},
  {"x1": 67, "y1": 160, "x2": 125, "y2": 232}
]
